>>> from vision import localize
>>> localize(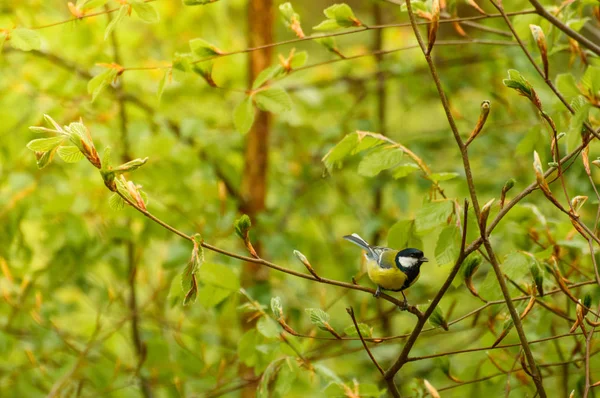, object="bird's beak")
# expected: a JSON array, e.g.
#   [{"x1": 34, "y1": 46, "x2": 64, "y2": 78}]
[{"x1": 421, "y1": 257, "x2": 429, "y2": 263}]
